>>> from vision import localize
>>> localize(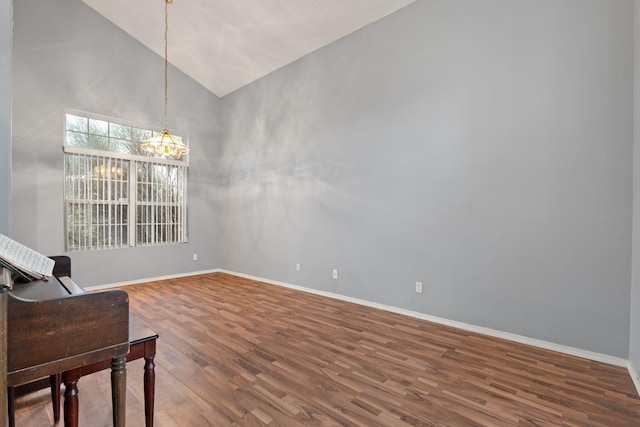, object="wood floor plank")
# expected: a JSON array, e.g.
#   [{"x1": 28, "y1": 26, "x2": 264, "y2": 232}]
[{"x1": 12, "y1": 272, "x2": 640, "y2": 426}]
